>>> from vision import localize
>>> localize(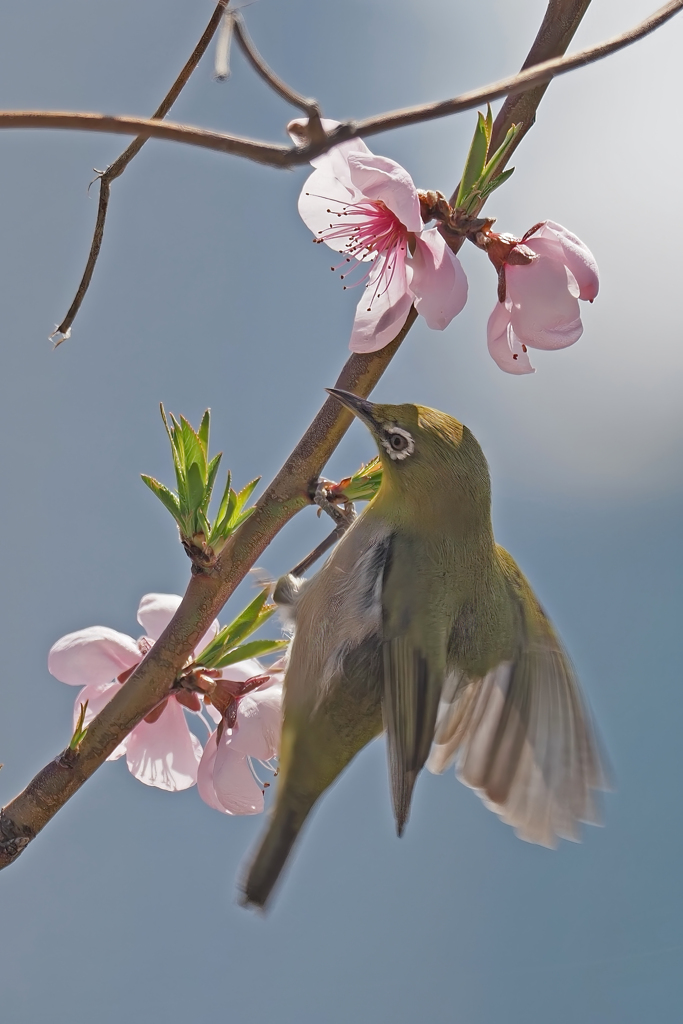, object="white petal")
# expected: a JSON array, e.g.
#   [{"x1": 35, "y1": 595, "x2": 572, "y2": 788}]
[
  {"x1": 125, "y1": 698, "x2": 202, "y2": 792},
  {"x1": 48, "y1": 626, "x2": 140, "y2": 686},
  {"x1": 297, "y1": 166, "x2": 365, "y2": 251},
  {"x1": 229, "y1": 684, "x2": 283, "y2": 761},
  {"x1": 347, "y1": 153, "x2": 422, "y2": 232},
  {"x1": 349, "y1": 253, "x2": 413, "y2": 353},
  {"x1": 487, "y1": 302, "x2": 536, "y2": 374},
  {"x1": 213, "y1": 739, "x2": 264, "y2": 815},
  {"x1": 137, "y1": 593, "x2": 219, "y2": 653},
  {"x1": 197, "y1": 731, "x2": 232, "y2": 814},
  {"x1": 410, "y1": 229, "x2": 468, "y2": 330}
]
